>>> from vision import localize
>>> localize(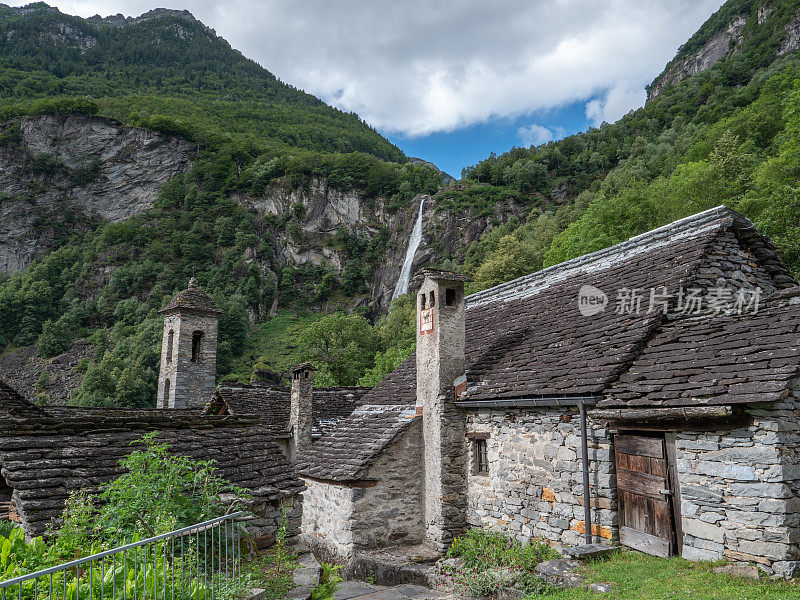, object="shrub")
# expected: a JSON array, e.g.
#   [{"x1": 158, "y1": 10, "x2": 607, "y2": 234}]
[
  {"x1": 37, "y1": 318, "x2": 72, "y2": 358},
  {"x1": 446, "y1": 529, "x2": 558, "y2": 595}
]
